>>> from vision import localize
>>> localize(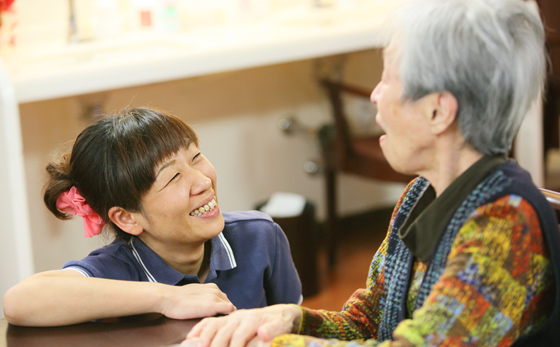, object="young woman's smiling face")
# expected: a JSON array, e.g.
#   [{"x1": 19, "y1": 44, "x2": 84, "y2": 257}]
[{"x1": 134, "y1": 144, "x2": 224, "y2": 250}]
